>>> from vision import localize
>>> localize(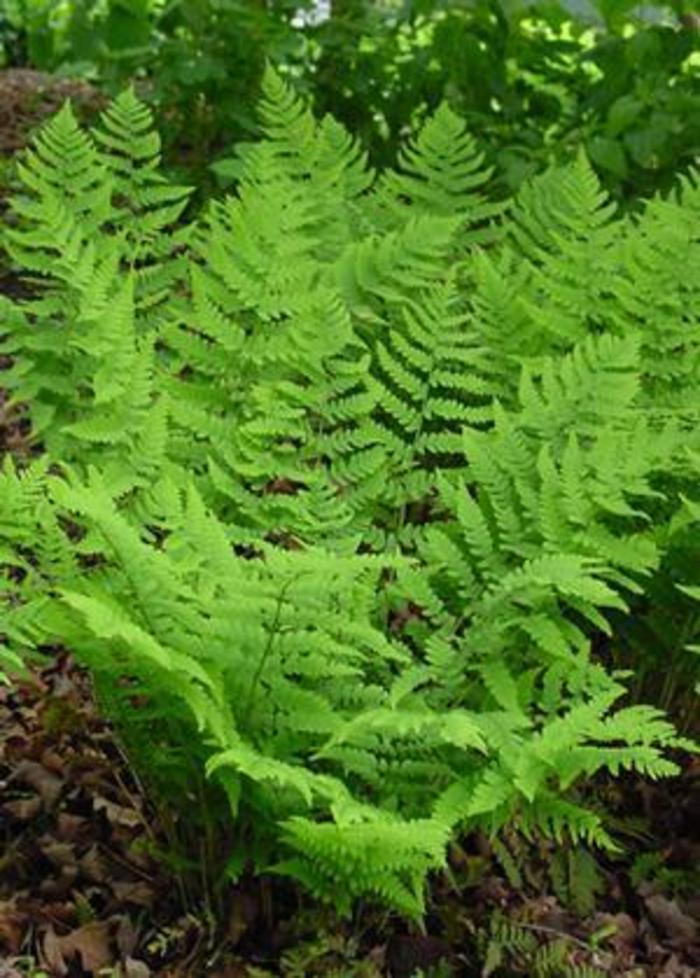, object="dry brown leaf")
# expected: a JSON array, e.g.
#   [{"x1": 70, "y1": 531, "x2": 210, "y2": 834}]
[
  {"x1": 13, "y1": 759, "x2": 63, "y2": 808},
  {"x1": 111, "y1": 880, "x2": 156, "y2": 908},
  {"x1": 39, "y1": 864, "x2": 79, "y2": 897},
  {"x1": 39, "y1": 748, "x2": 66, "y2": 774},
  {"x1": 94, "y1": 795, "x2": 143, "y2": 828},
  {"x1": 593, "y1": 911, "x2": 637, "y2": 949},
  {"x1": 43, "y1": 920, "x2": 115, "y2": 975},
  {"x1": 645, "y1": 895, "x2": 698, "y2": 948},
  {"x1": 40, "y1": 839, "x2": 77, "y2": 870},
  {"x1": 656, "y1": 953, "x2": 699, "y2": 977},
  {"x1": 42, "y1": 927, "x2": 68, "y2": 977},
  {"x1": 115, "y1": 914, "x2": 139, "y2": 957},
  {"x1": 0, "y1": 903, "x2": 28, "y2": 955},
  {"x1": 2, "y1": 796, "x2": 42, "y2": 820},
  {"x1": 119, "y1": 957, "x2": 151, "y2": 978},
  {"x1": 79, "y1": 844, "x2": 108, "y2": 883},
  {"x1": 2, "y1": 733, "x2": 30, "y2": 762},
  {"x1": 0, "y1": 961, "x2": 26, "y2": 978},
  {"x1": 55, "y1": 812, "x2": 89, "y2": 842}
]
